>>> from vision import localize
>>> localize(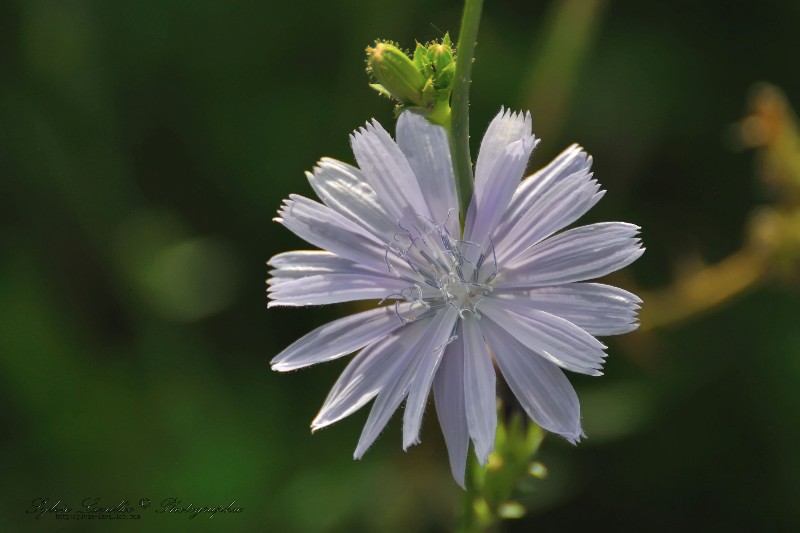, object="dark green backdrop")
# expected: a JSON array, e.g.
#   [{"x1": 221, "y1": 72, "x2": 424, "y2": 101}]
[{"x1": 2, "y1": 0, "x2": 799, "y2": 530}]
